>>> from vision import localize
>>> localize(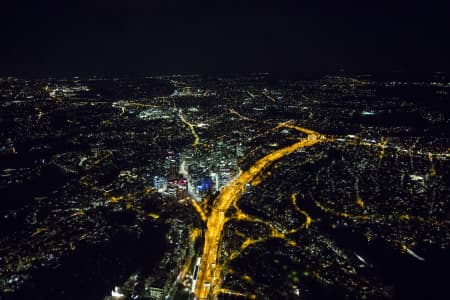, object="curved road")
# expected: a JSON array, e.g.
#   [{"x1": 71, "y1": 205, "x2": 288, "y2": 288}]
[{"x1": 195, "y1": 126, "x2": 324, "y2": 299}]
